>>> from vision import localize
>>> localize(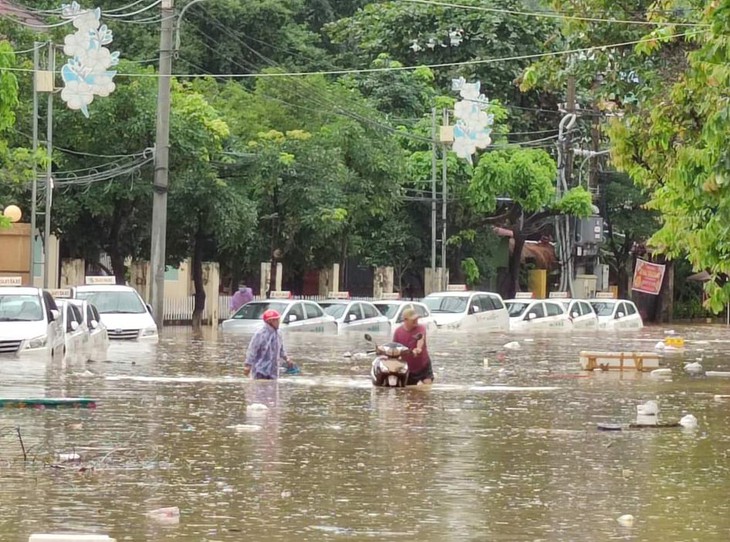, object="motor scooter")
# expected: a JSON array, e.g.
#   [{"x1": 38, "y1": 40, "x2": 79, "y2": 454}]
[{"x1": 364, "y1": 332, "x2": 422, "y2": 387}]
